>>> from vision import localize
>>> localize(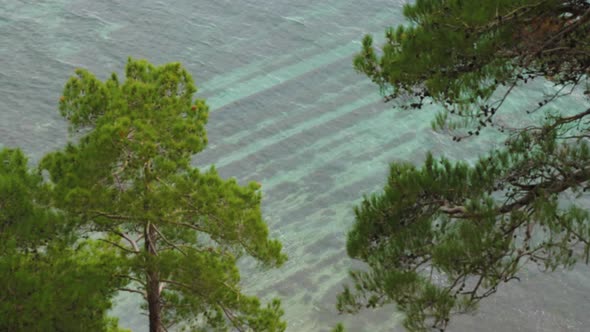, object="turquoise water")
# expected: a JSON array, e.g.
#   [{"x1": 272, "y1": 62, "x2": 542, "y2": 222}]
[{"x1": 2, "y1": 1, "x2": 590, "y2": 331}]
